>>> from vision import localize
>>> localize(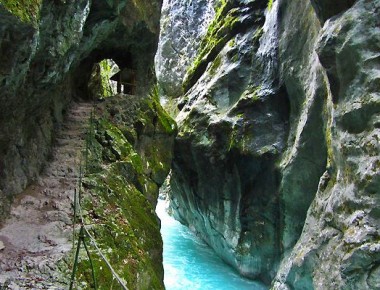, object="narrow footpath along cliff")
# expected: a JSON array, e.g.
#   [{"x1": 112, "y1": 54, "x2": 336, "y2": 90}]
[
  {"x1": 0, "y1": 0, "x2": 178, "y2": 289},
  {"x1": 0, "y1": 0, "x2": 162, "y2": 218},
  {"x1": 156, "y1": 0, "x2": 380, "y2": 288},
  {"x1": 0, "y1": 0, "x2": 379, "y2": 288},
  {"x1": 0, "y1": 102, "x2": 92, "y2": 287}
]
